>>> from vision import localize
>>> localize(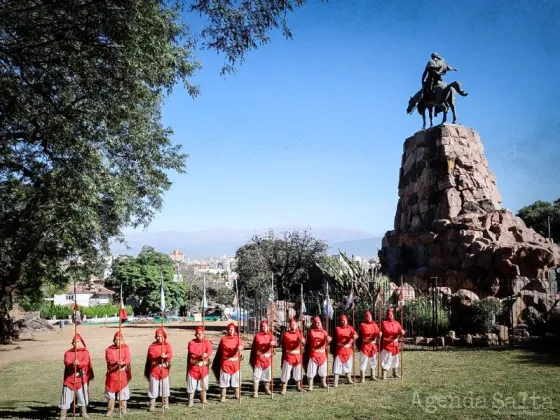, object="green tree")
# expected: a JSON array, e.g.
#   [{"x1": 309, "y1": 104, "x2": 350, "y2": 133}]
[
  {"x1": 516, "y1": 199, "x2": 560, "y2": 242},
  {"x1": 235, "y1": 229, "x2": 328, "y2": 300},
  {"x1": 105, "y1": 246, "x2": 187, "y2": 314},
  {"x1": 0, "y1": 0, "x2": 320, "y2": 312}
]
